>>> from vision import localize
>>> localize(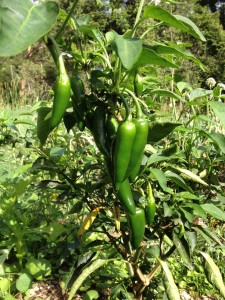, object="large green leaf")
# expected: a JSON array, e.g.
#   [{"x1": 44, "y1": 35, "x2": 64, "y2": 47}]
[
  {"x1": 143, "y1": 5, "x2": 188, "y2": 31},
  {"x1": 174, "y1": 15, "x2": 206, "y2": 41},
  {"x1": 0, "y1": 0, "x2": 59, "y2": 57},
  {"x1": 148, "y1": 122, "x2": 181, "y2": 143},
  {"x1": 113, "y1": 32, "x2": 142, "y2": 70},
  {"x1": 209, "y1": 101, "x2": 225, "y2": 129},
  {"x1": 152, "y1": 43, "x2": 205, "y2": 69},
  {"x1": 134, "y1": 47, "x2": 178, "y2": 69}
]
